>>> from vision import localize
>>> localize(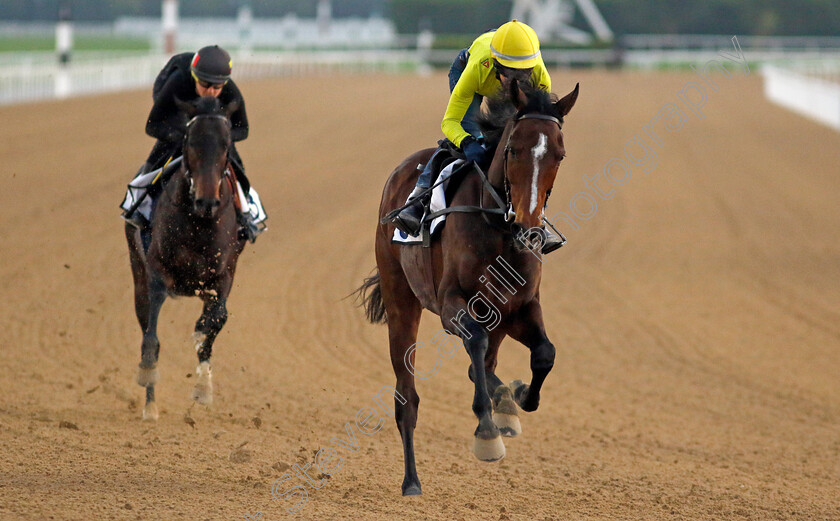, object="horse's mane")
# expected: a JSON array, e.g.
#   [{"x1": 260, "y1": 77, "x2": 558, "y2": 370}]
[
  {"x1": 193, "y1": 96, "x2": 224, "y2": 116},
  {"x1": 478, "y1": 86, "x2": 561, "y2": 148}
]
